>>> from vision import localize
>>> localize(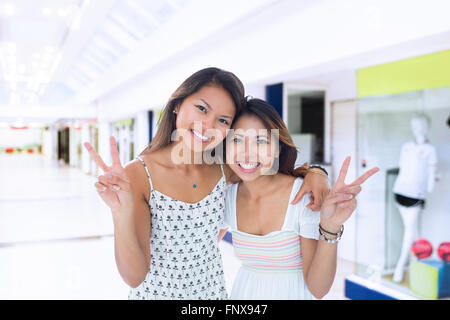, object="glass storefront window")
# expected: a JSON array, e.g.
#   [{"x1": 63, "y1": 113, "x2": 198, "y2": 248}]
[{"x1": 354, "y1": 87, "x2": 450, "y2": 298}]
